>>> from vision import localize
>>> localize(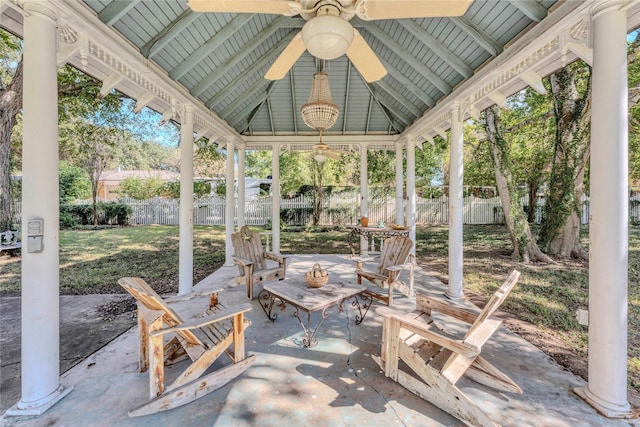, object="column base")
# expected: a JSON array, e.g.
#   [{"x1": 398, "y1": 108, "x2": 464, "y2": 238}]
[
  {"x1": 573, "y1": 387, "x2": 638, "y2": 419},
  {"x1": 445, "y1": 291, "x2": 464, "y2": 301},
  {"x1": 5, "y1": 385, "x2": 73, "y2": 417}
]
